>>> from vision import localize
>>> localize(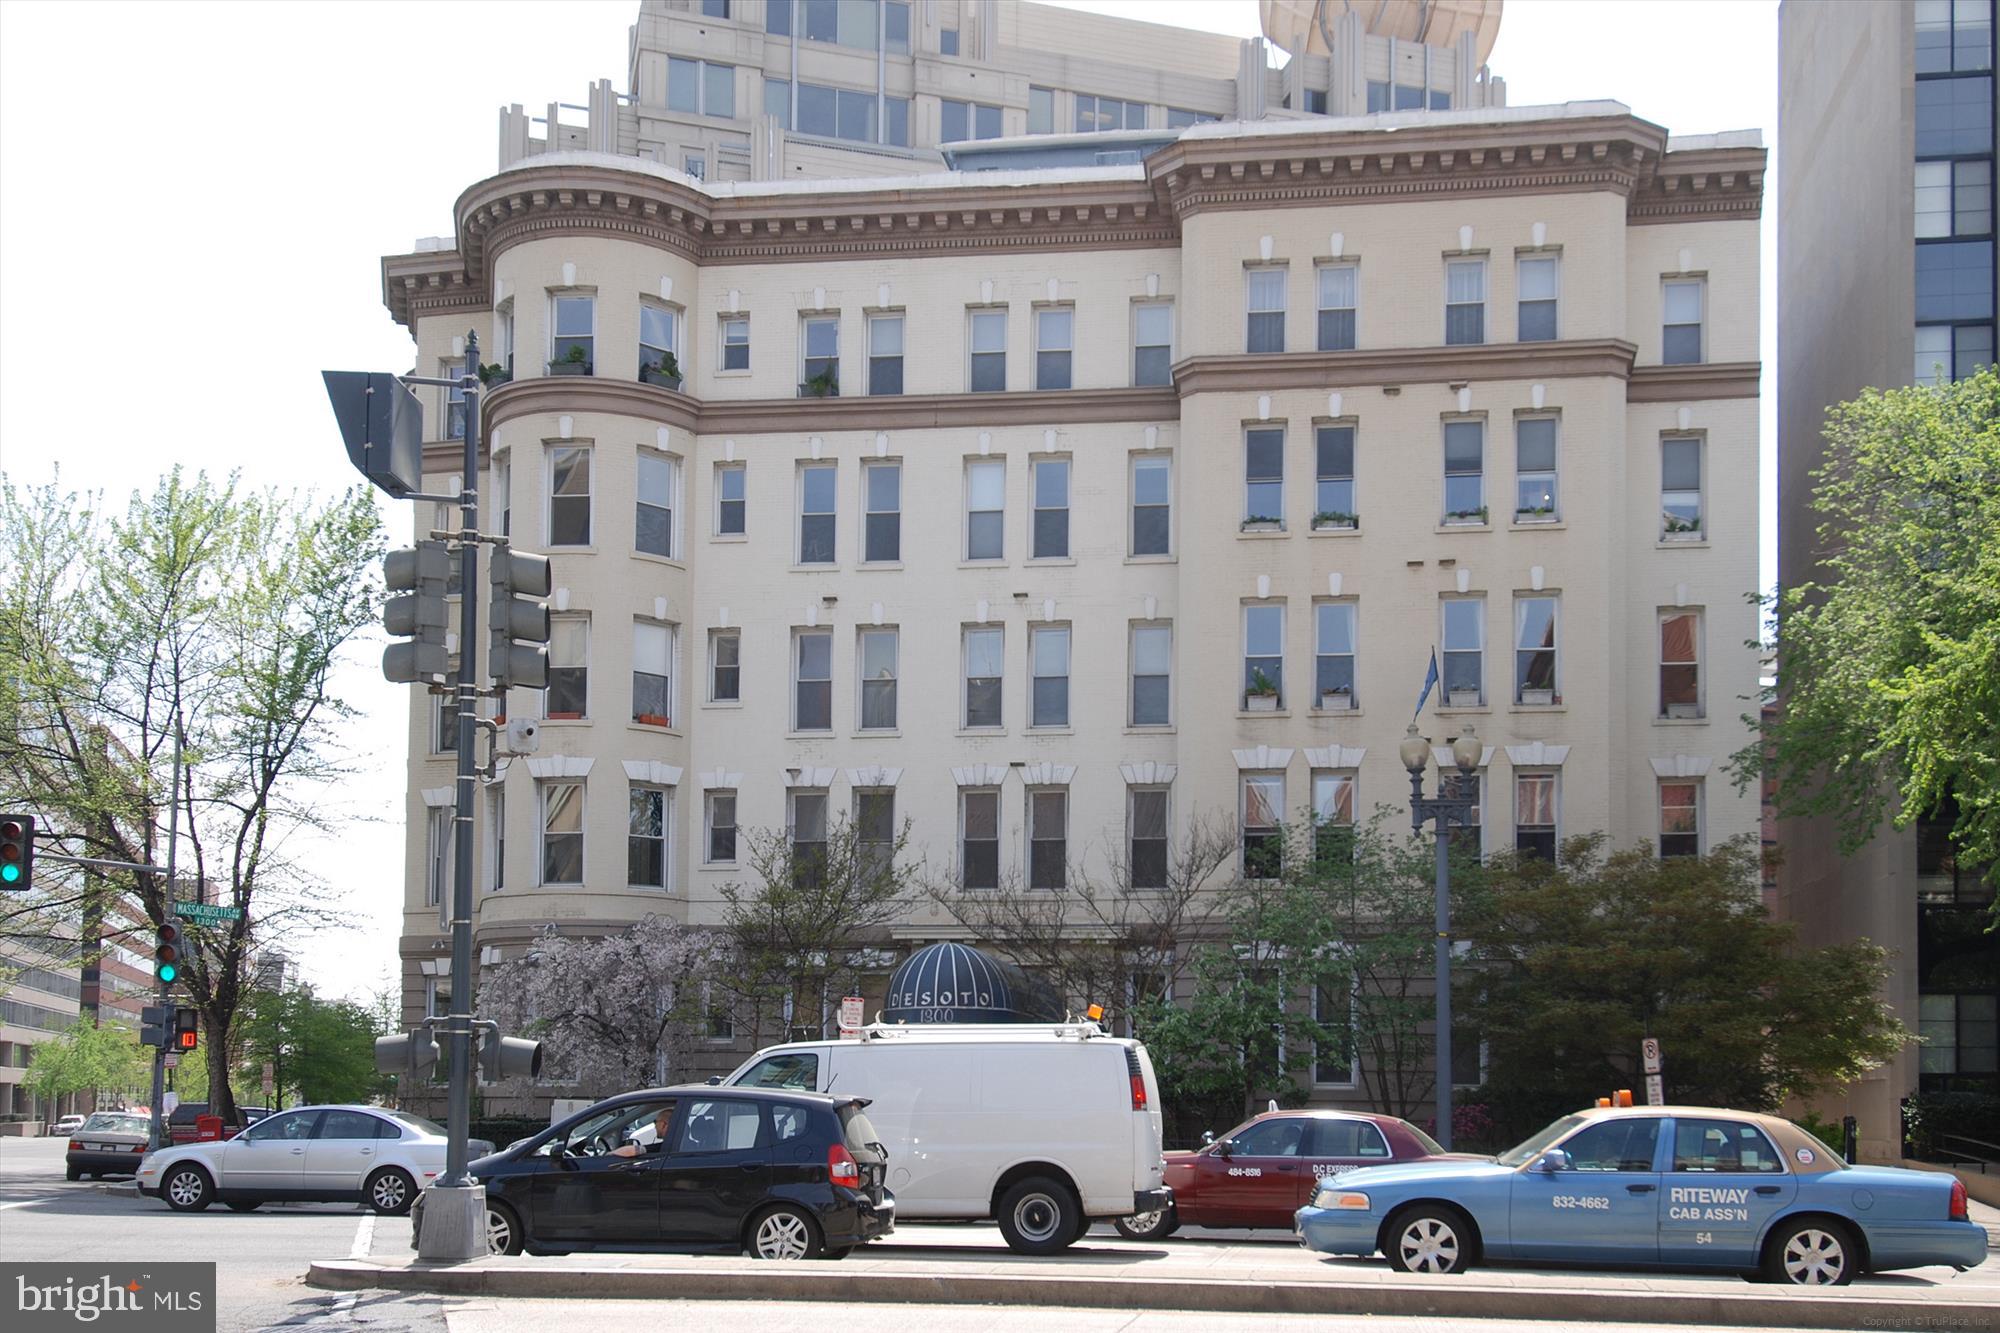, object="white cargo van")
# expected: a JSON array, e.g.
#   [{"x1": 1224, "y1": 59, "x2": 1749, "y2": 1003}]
[{"x1": 723, "y1": 1022, "x2": 1168, "y2": 1254}]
